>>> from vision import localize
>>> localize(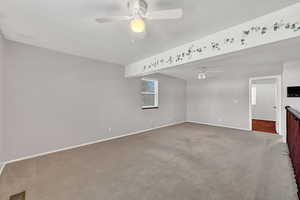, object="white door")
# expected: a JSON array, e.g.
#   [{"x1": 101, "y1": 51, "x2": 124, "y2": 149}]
[
  {"x1": 252, "y1": 81, "x2": 278, "y2": 133},
  {"x1": 250, "y1": 76, "x2": 282, "y2": 134},
  {"x1": 252, "y1": 83, "x2": 276, "y2": 121}
]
